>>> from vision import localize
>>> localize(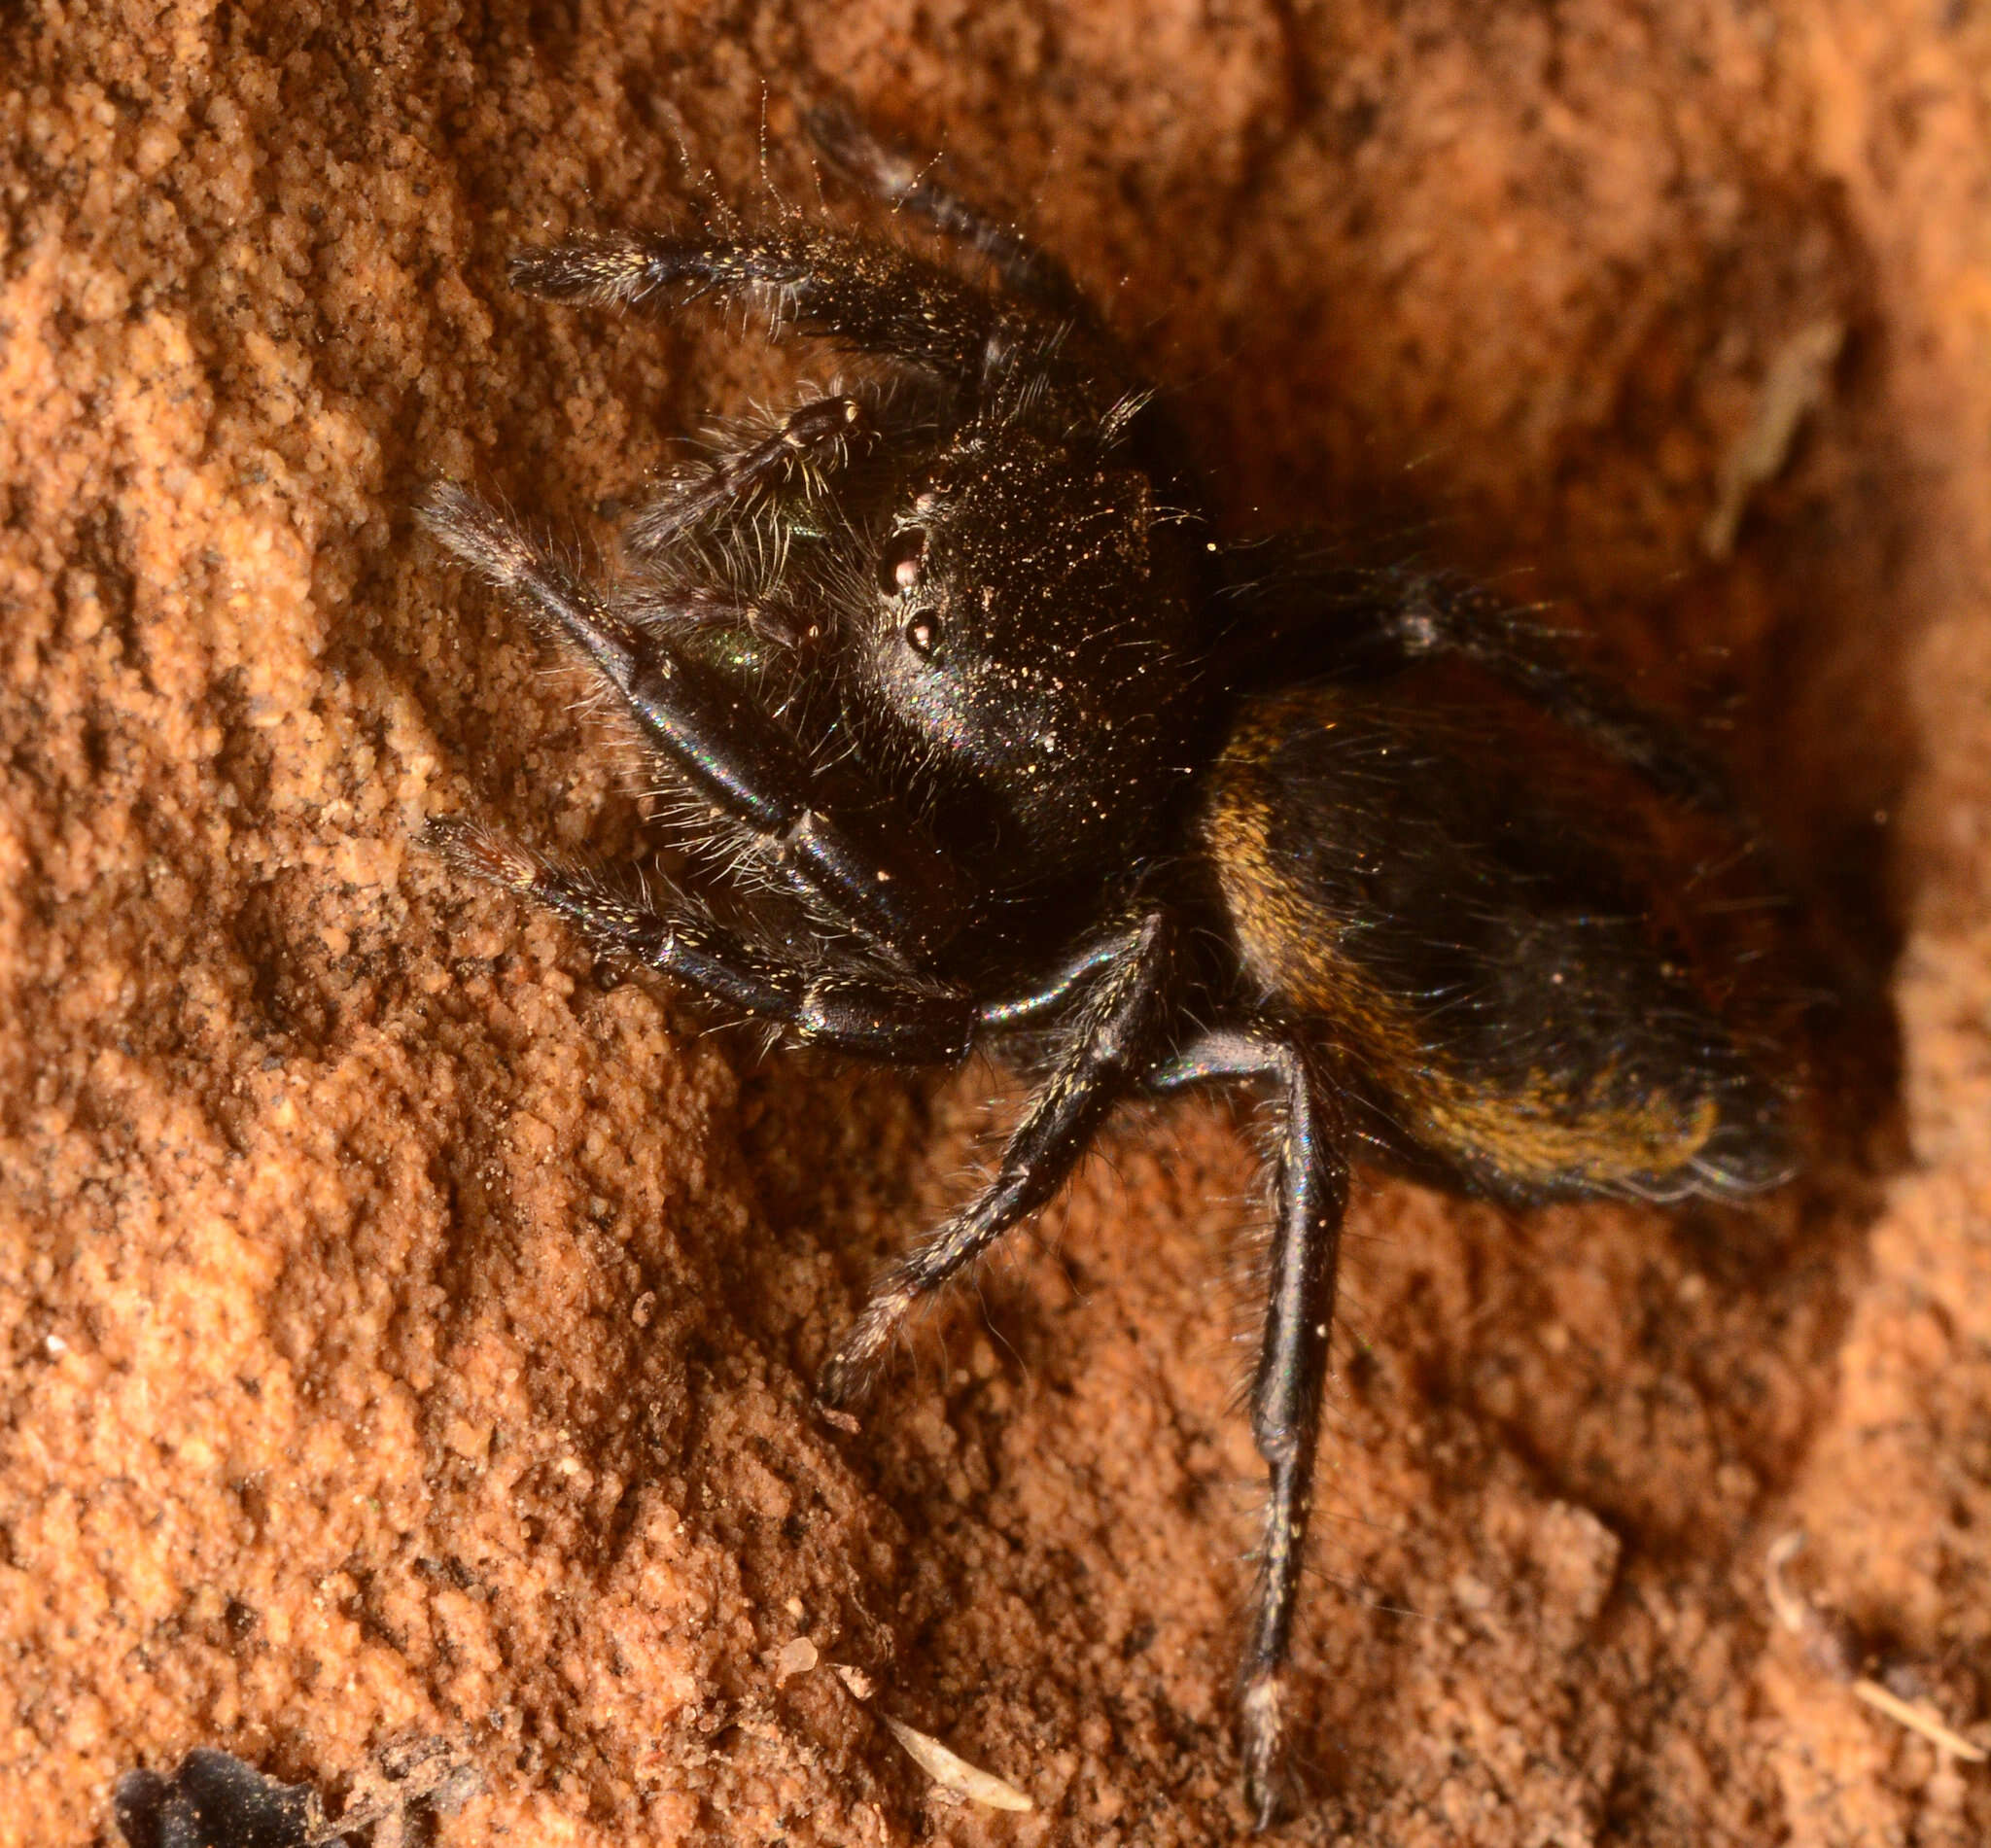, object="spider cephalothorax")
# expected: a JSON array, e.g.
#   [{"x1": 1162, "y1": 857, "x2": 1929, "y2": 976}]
[
  {"x1": 419, "y1": 107, "x2": 1789, "y2": 1827},
  {"x1": 852, "y1": 423, "x2": 1208, "y2": 892}
]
